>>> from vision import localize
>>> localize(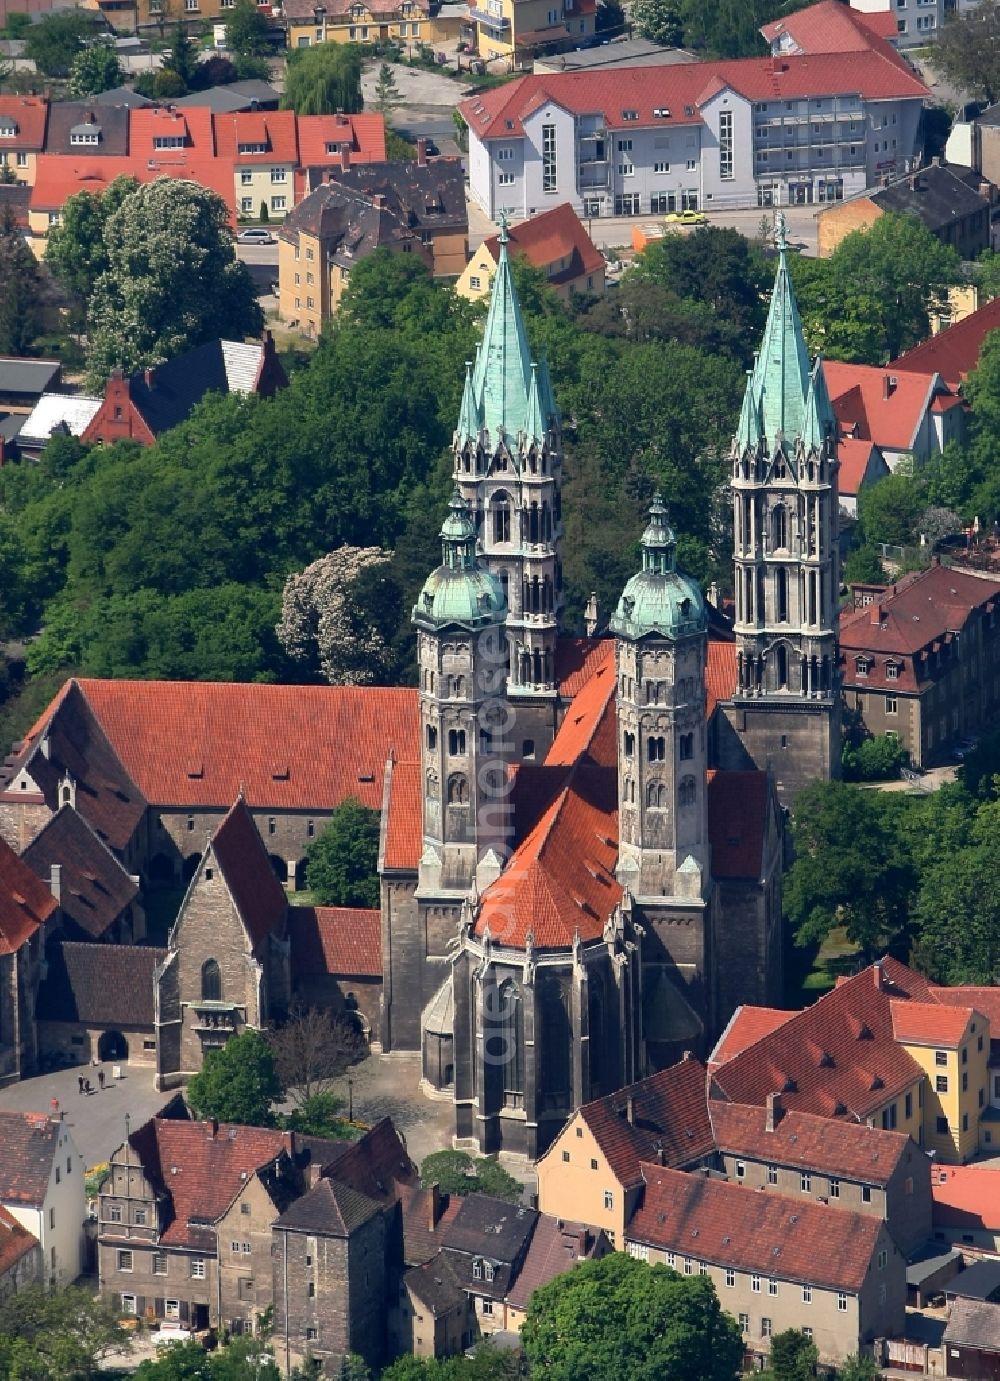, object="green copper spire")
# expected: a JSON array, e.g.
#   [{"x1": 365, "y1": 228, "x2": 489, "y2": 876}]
[
  {"x1": 413, "y1": 489, "x2": 506, "y2": 630},
  {"x1": 472, "y1": 216, "x2": 534, "y2": 440},
  {"x1": 524, "y1": 362, "x2": 545, "y2": 447},
  {"x1": 457, "y1": 360, "x2": 480, "y2": 444},
  {"x1": 802, "y1": 355, "x2": 836, "y2": 452},
  {"x1": 610, "y1": 495, "x2": 706, "y2": 642},
  {"x1": 736, "y1": 212, "x2": 817, "y2": 455}
]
